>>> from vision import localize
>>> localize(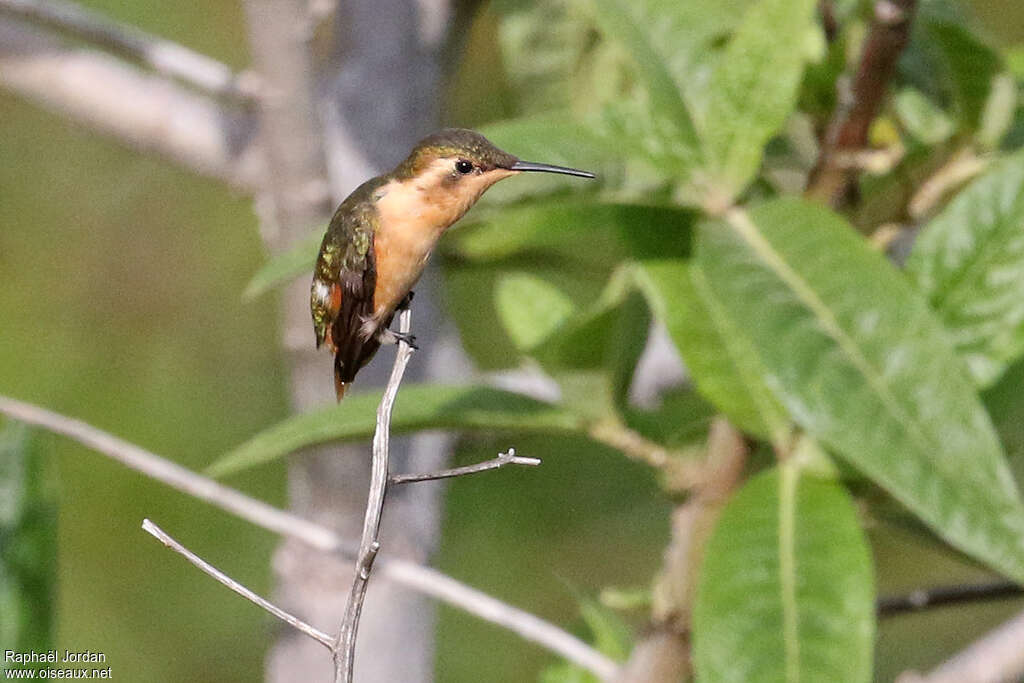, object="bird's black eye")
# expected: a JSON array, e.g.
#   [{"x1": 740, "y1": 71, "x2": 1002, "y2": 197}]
[{"x1": 455, "y1": 160, "x2": 474, "y2": 175}]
